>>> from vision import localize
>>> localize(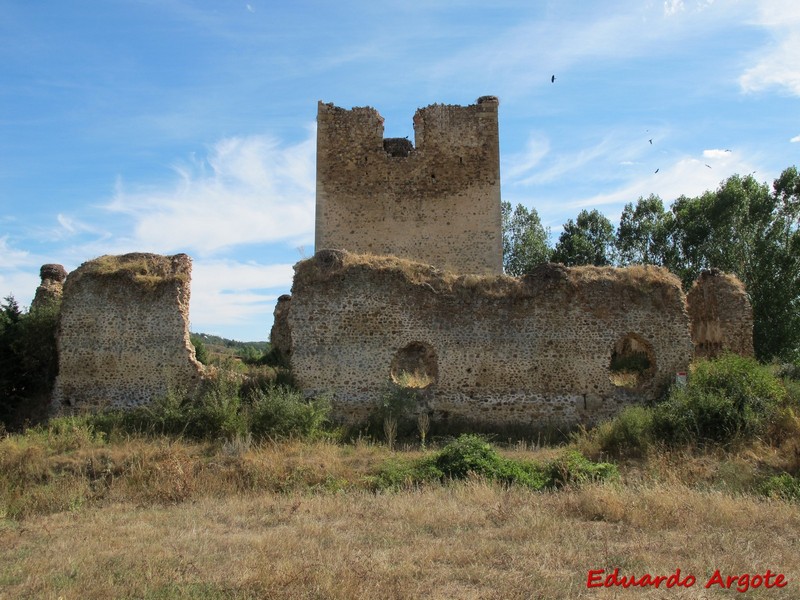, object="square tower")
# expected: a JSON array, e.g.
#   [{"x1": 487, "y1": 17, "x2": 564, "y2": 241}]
[{"x1": 315, "y1": 97, "x2": 502, "y2": 274}]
